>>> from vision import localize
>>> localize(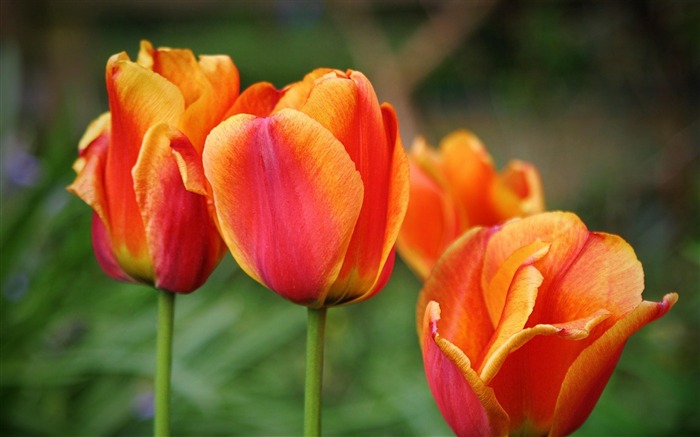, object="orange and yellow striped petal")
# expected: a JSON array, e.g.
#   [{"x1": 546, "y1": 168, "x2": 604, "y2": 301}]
[{"x1": 203, "y1": 109, "x2": 364, "y2": 306}]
